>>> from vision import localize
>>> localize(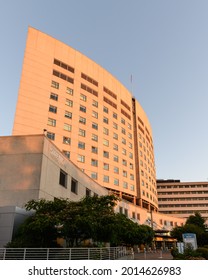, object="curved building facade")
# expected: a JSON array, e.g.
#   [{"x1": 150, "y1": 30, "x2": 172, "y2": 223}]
[{"x1": 13, "y1": 27, "x2": 158, "y2": 211}]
